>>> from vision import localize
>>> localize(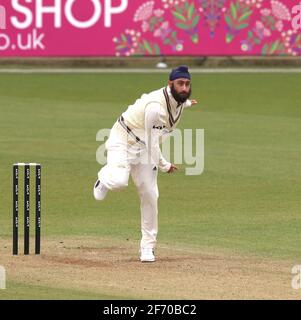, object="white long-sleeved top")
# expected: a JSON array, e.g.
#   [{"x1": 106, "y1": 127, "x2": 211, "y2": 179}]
[
  {"x1": 119, "y1": 86, "x2": 192, "y2": 172},
  {"x1": 144, "y1": 102, "x2": 171, "y2": 172}
]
